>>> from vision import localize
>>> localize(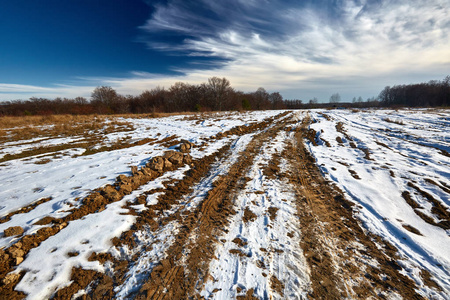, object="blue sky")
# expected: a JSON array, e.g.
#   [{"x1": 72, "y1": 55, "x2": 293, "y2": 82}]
[{"x1": 1, "y1": 0, "x2": 449, "y2": 102}]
